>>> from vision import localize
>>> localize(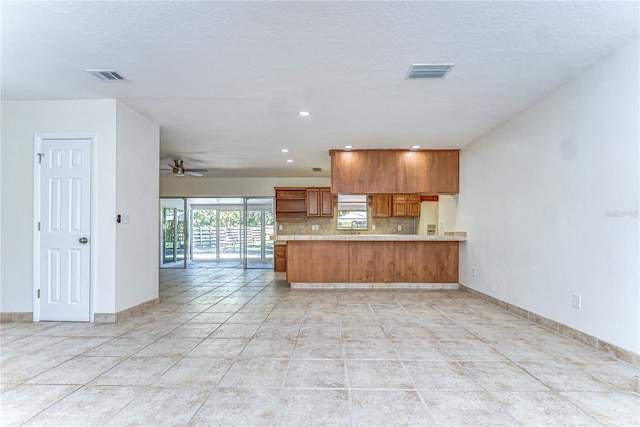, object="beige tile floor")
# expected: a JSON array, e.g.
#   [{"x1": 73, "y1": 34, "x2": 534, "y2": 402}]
[{"x1": 1, "y1": 267, "x2": 639, "y2": 426}]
